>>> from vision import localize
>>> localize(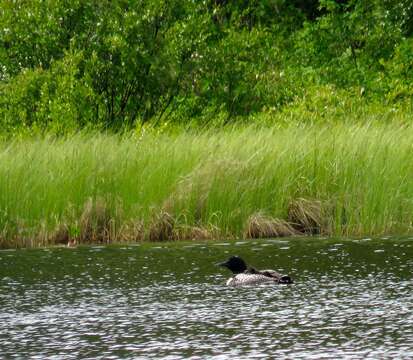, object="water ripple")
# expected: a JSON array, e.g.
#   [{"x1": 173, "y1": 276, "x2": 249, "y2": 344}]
[{"x1": 1, "y1": 238, "x2": 413, "y2": 359}]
